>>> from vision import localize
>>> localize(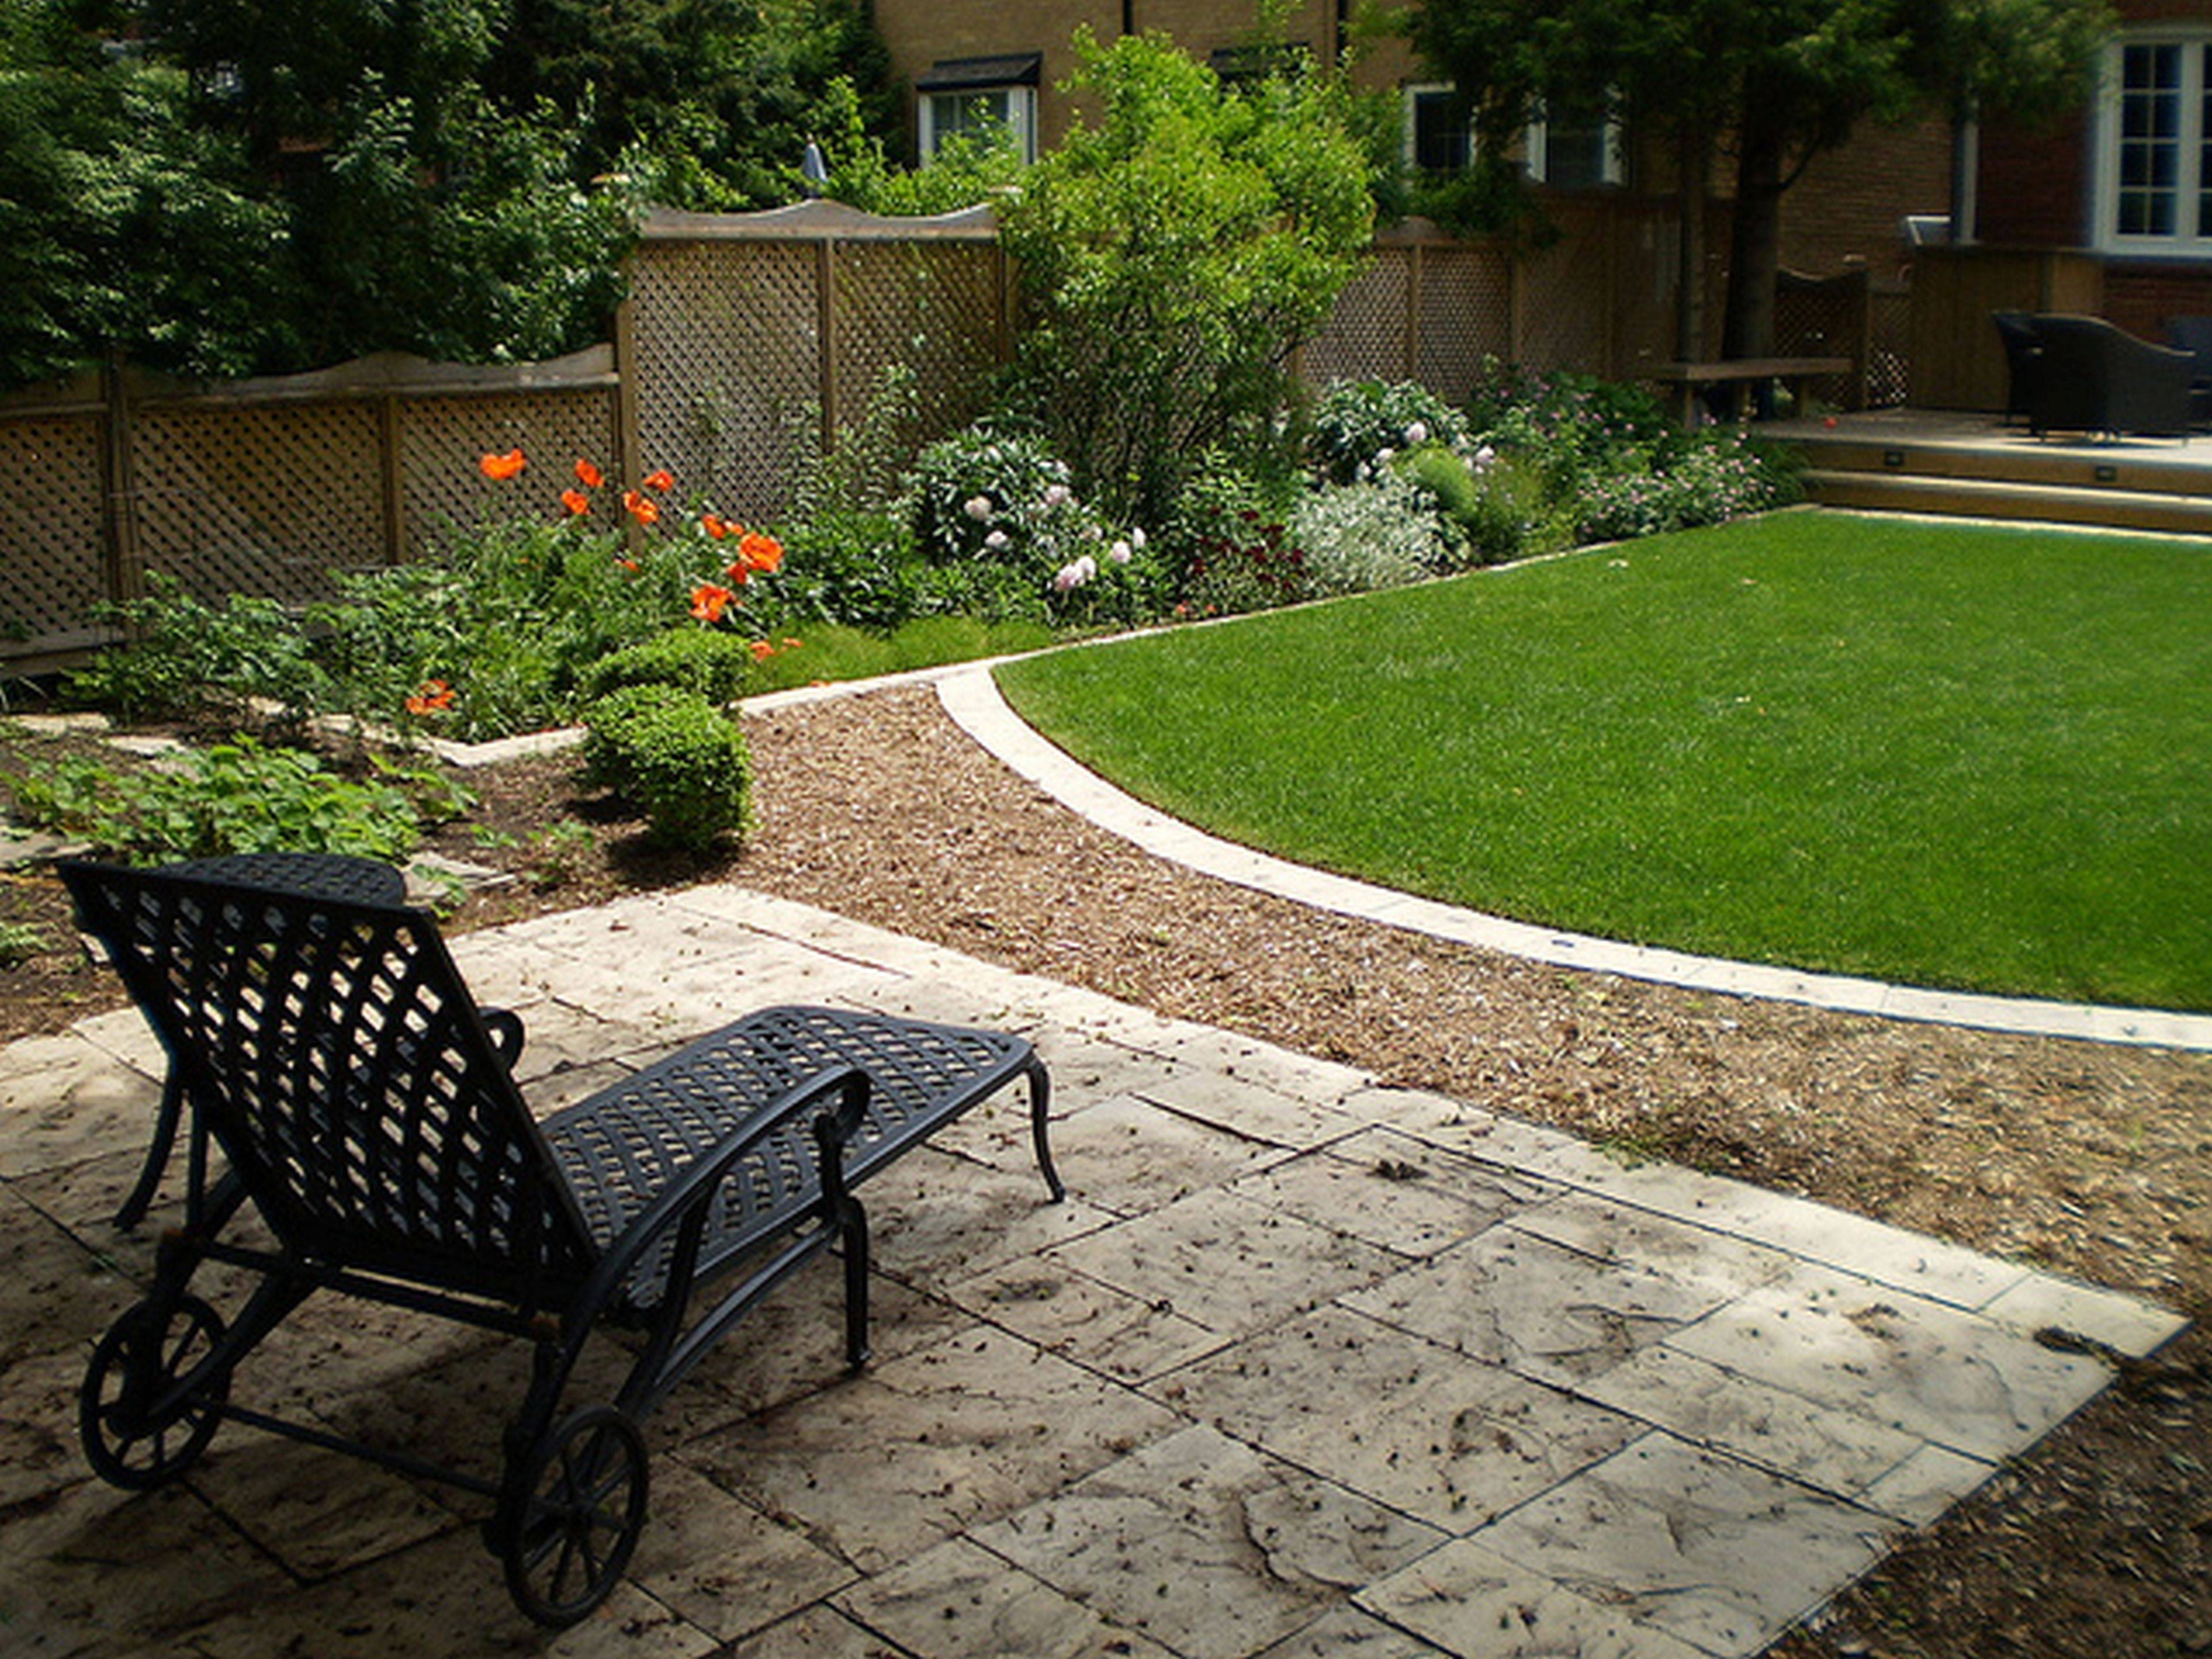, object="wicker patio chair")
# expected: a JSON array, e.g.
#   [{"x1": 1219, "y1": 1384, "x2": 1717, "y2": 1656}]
[
  {"x1": 2022, "y1": 314, "x2": 2194, "y2": 440},
  {"x1": 1991, "y1": 310, "x2": 2045, "y2": 430},
  {"x1": 2164, "y1": 315, "x2": 2212, "y2": 428},
  {"x1": 59, "y1": 856, "x2": 1060, "y2": 1626}
]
